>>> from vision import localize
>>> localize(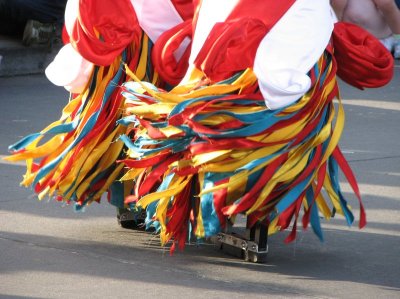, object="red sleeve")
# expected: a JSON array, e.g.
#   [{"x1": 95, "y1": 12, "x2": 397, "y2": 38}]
[
  {"x1": 71, "y1": 0, "x2": 141, "y2": 66},
  {"x1": 170, "y1": 0, "x2": 194, "y2": 21},
  {"x1": 152, "y1": 20, "x2": 192, "y2": 85},
  {"x1": 333, "y1": 22, "x2": 394, "y2": 89}
]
